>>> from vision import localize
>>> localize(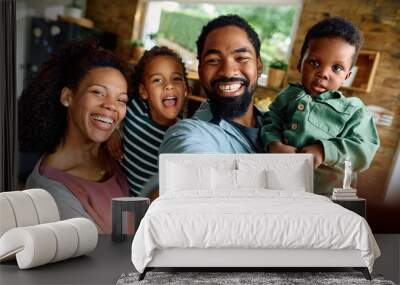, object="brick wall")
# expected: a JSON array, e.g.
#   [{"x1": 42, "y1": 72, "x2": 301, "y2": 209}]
[
  {"x1": 85, "y1": 0, "x2": 139, "y2": 58},
  {"x1": 288, "y1": 0, "x2": 400, "y2": 232}
]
